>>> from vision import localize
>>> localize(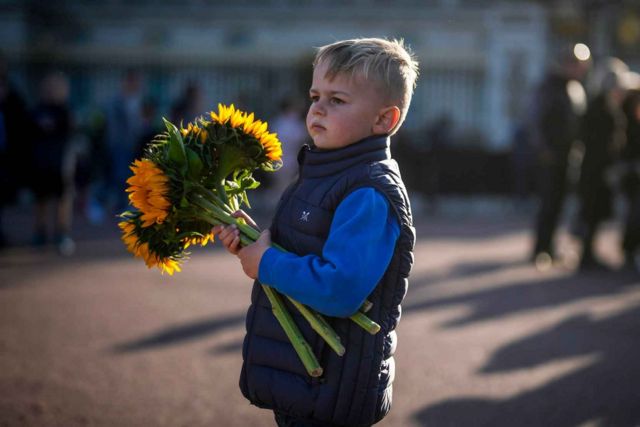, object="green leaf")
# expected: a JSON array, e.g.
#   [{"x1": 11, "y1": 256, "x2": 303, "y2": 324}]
[
  {"x1": 163, "y1": 118, "x2": 187, "y2": 172},
  {"x1": 241, "y1": 177, "x2": 260, "y2": 190},
  {"x1": 242, "y1": 191, "x2": 251, "y2": 208},
  {"x1": 186, "y1": 147, "x2": 203, "y2": 180}
]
